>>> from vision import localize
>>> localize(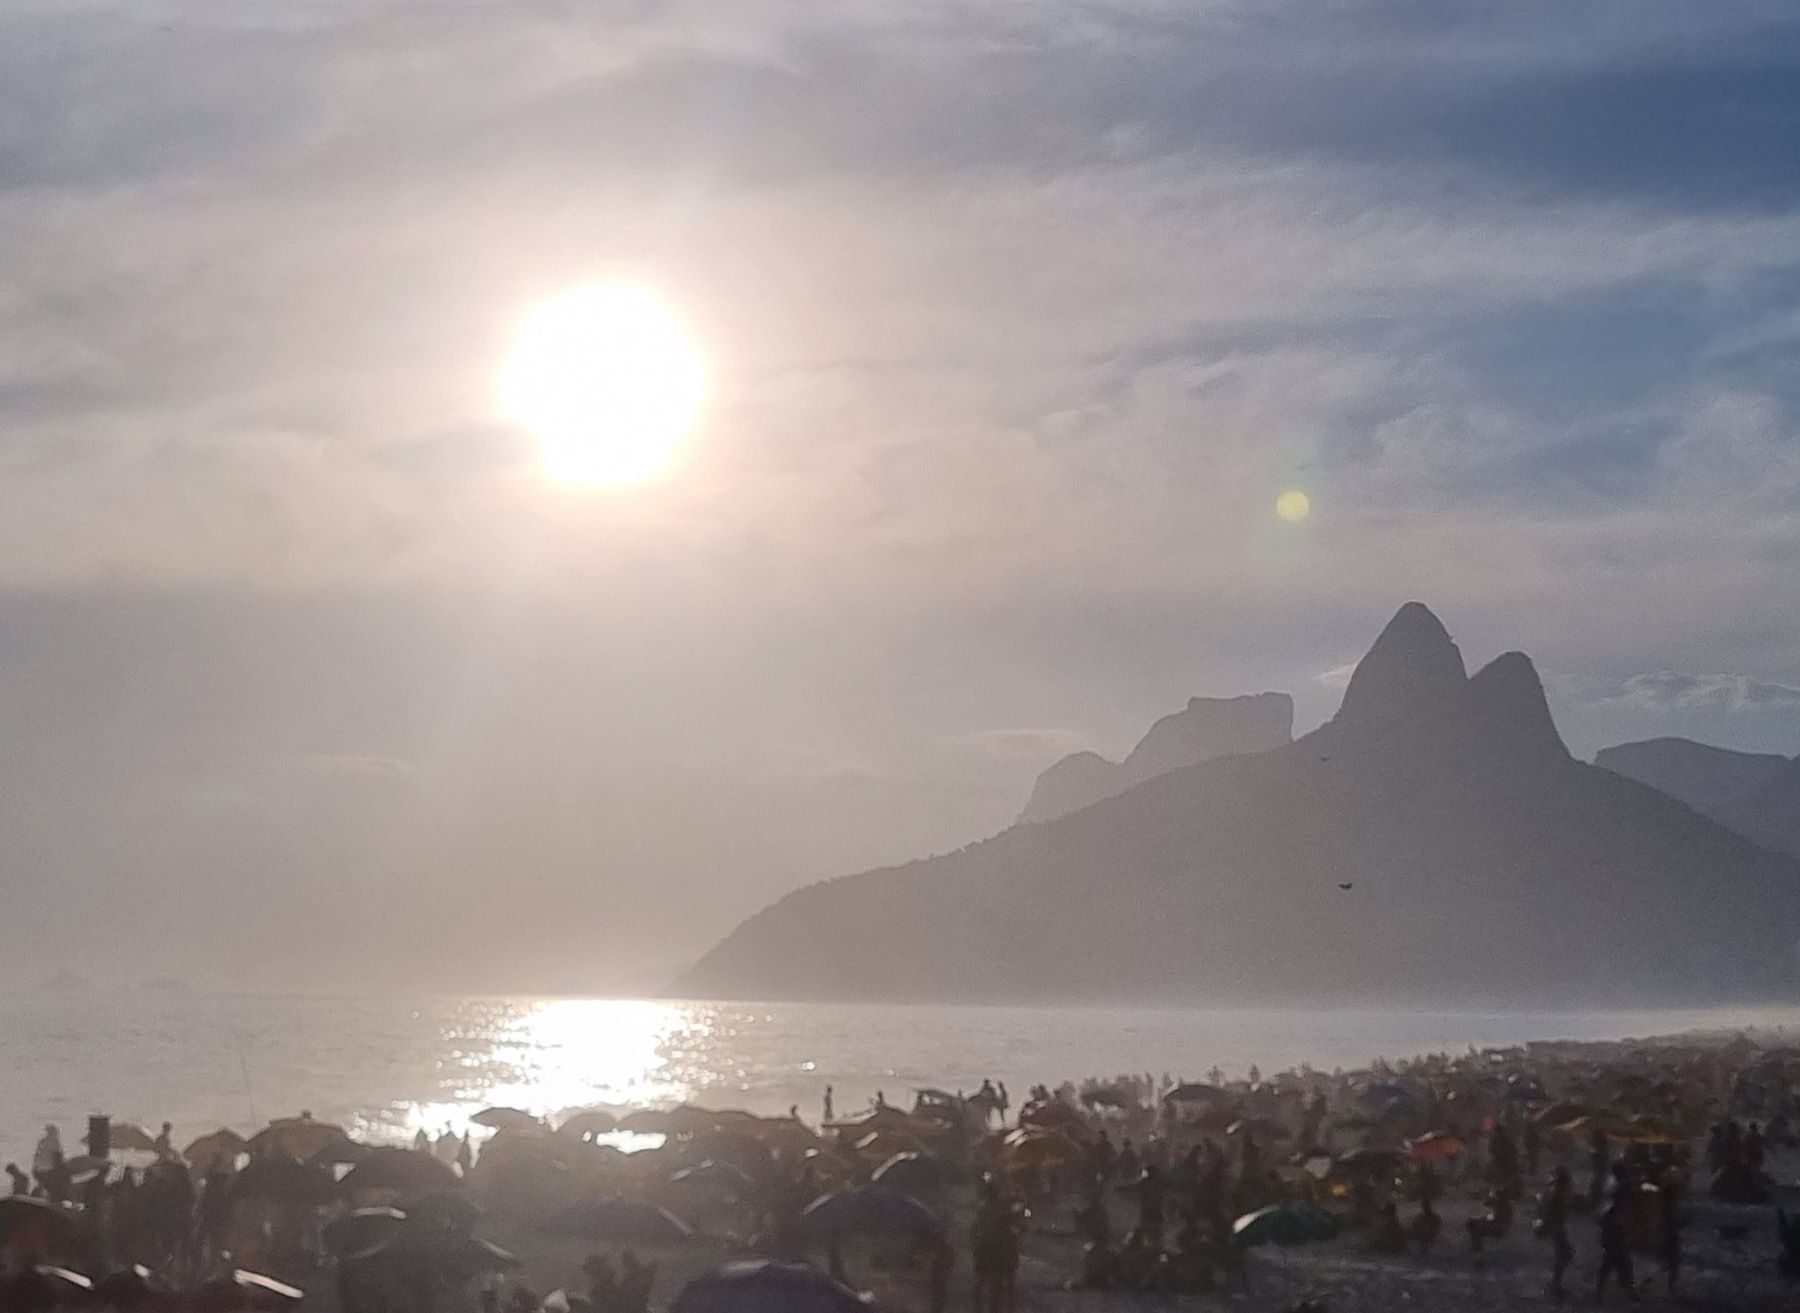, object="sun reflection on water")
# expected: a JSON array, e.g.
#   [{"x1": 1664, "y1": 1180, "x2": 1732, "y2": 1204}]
[{"x1": 392, "y1": 998, "x2": 705, "y2": 1142}]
